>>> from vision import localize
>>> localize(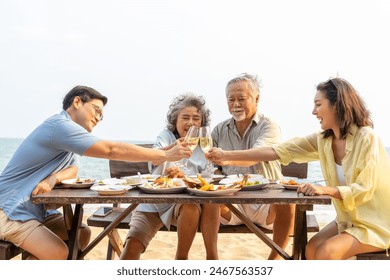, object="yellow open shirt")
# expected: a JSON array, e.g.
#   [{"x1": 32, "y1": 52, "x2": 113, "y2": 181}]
[{"x1": 273, "y1": 125, "x2": 390, "y2": 250}]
